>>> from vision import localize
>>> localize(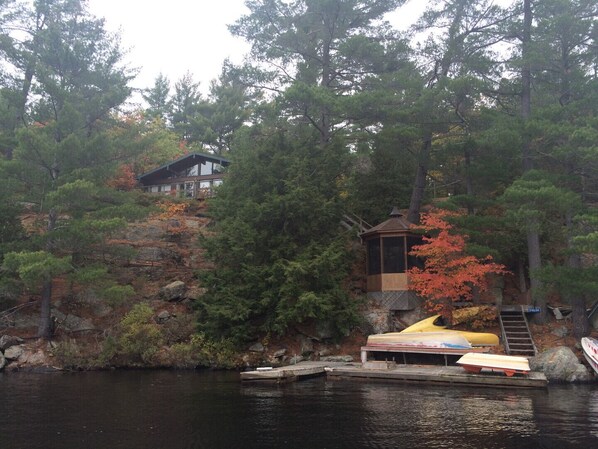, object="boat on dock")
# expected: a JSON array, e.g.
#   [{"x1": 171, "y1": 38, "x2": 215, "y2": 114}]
[
  {"x1": 581, "y1": 337, "x2": 598, "y2": 375},
  {"x1": 400, "y1": 311, "x2": 499, "y2": 347},
  {"x1": 366, "y1": 331, "x2": 472, "y2": 349},
  {"x1": 456, "y1": 353, "x2": 531, "y2": 377}
]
